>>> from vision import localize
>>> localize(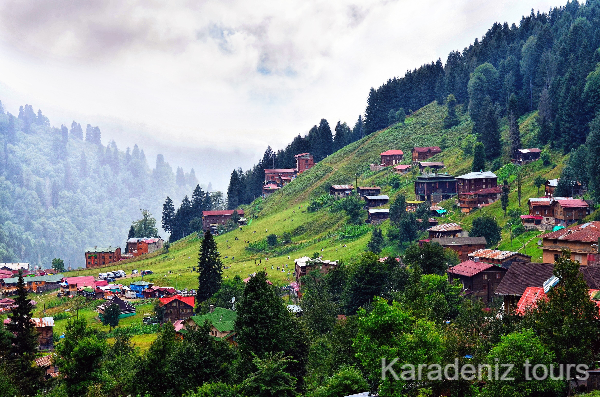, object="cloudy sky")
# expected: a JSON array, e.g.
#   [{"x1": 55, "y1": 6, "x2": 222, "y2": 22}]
[{"x1": 0, "y1": 0, "x2": 564, "y2": 191}]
